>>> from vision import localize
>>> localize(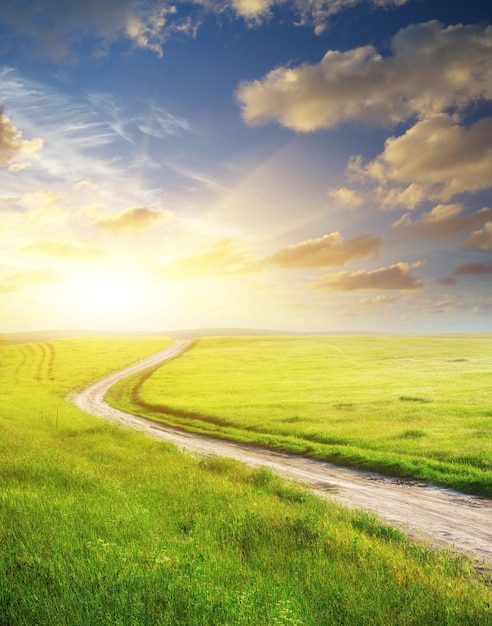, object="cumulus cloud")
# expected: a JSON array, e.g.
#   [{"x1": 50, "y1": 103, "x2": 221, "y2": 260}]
[
  {"x1": 0, "y1": 0, "x2": 411, "y2": 59},
  {"x1": 356, "y1": 115, "x2": 492, "y2": 206},
  {"x1": 327, "y1": 187, "x2": 364, "y2": 209},
  {"x1": 94, "y1": 207, "x2": 172, "y2": 234},
  {"x1": 238, "y1": 21, "x2": 492, "y2": 131},
  {"x1": 312, "y1": 262, "x2": 423, "y2": 291},
  {"x1": 0, "y1": 104, "x2": 43, "y2": 168},
  {"x1": 464, "y1": 222, "x2": 492, "y2": 250},
  {"x1": 391, "y1": 204, "x2": 492, "y2": 238},
  {"x1": 453, "y1": 263, "x2": 492, "y2": 276},
  {"x1": 230, "y1": 0, "x2": 273, "y2": 21},
  {"x1": 161, "y1": 238, "x2": 262, "y2": 279},
  {"x1": 267, "y1": 232, "x2": 381, "y2": 268},
  {"x1": 229, "y1": 0, "x2": 409, "y2": 30},
  {"x1": 23, "y1": 240, "x2": 104, "y2": 260}
]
